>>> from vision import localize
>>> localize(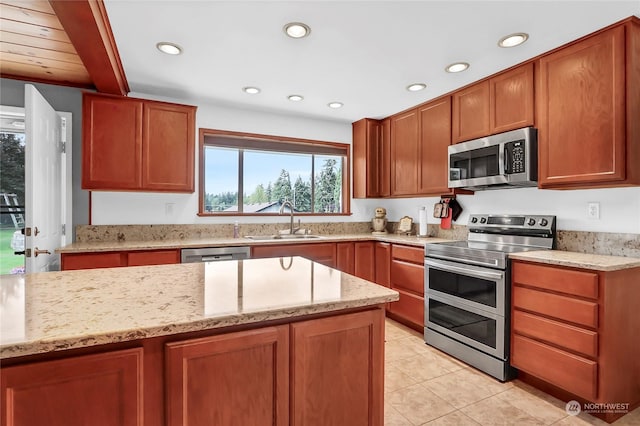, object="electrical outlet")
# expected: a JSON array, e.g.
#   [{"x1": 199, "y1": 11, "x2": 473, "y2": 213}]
[
  {"x1": 587, "y1": 202, "x2": 600, "y2": 220},
  {"x1": 165, "y1": 202, "x2": 175, "y2": 216}
]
